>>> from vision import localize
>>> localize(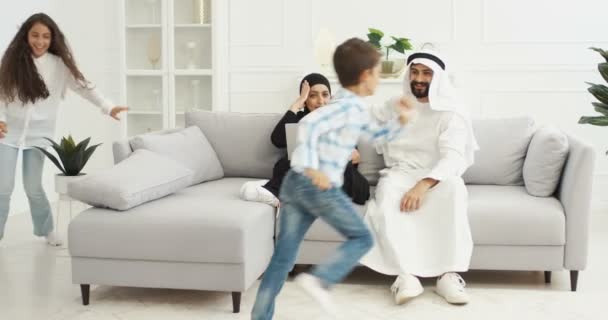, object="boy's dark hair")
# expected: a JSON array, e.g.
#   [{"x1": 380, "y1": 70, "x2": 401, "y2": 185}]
[{"x1": 333, "y1": 38, "x2": 381, "y2": 87}]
